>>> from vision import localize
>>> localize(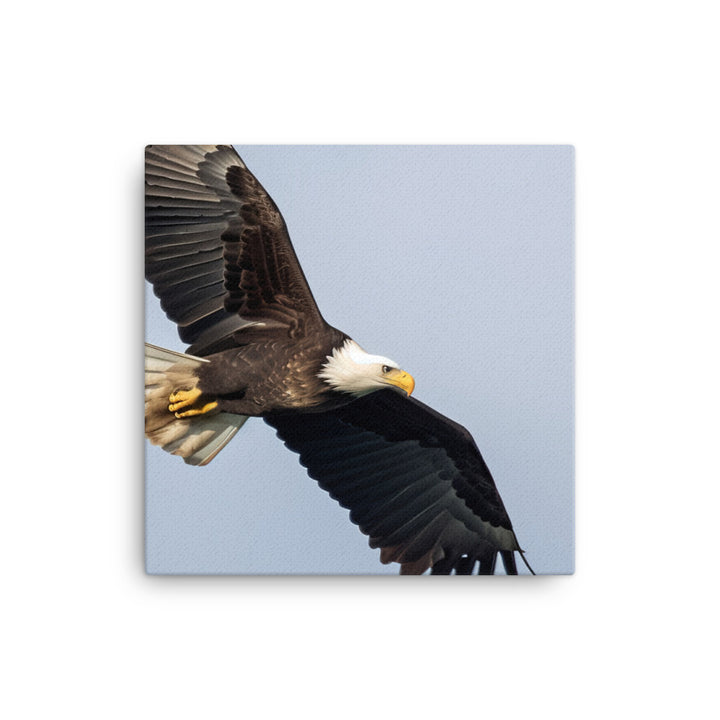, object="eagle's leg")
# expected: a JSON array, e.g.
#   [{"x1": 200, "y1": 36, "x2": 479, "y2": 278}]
[{"x1": 168, "y1": 387, "x2": 218, "y2": 418}]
